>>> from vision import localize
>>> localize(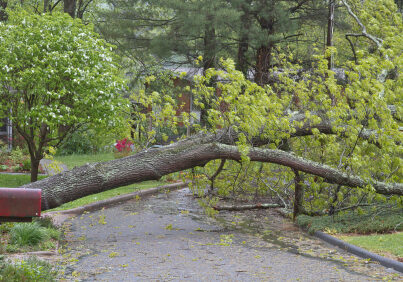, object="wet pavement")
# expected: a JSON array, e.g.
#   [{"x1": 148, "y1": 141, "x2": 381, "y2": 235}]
[{"x1": 59, "y1": 188, "x2": 402, "y2": 281}]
